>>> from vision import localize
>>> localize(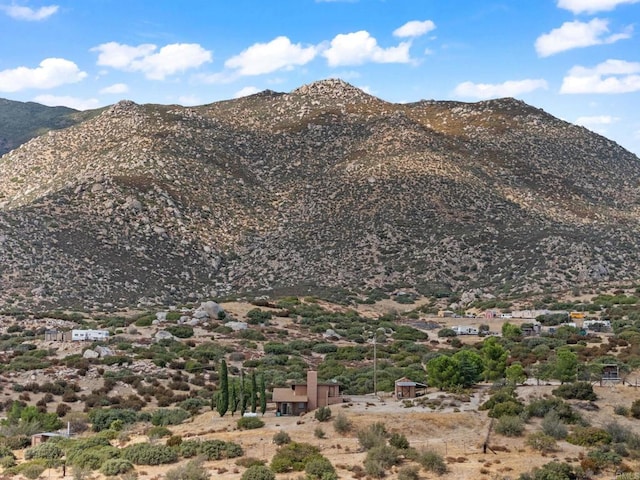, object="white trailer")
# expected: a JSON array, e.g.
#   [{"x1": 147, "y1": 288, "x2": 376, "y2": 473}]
[
  {"x1": 71, "y1": 329, "x2": 110, "y2": 341},
  {"x1": 453, "y1": 325, "x2": 478, "y2": 335}
]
